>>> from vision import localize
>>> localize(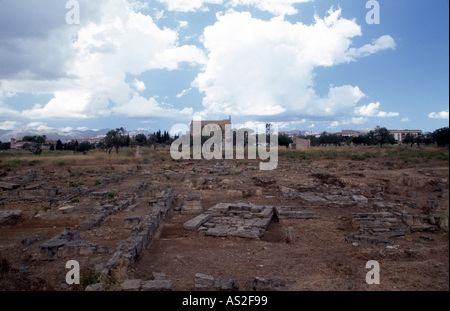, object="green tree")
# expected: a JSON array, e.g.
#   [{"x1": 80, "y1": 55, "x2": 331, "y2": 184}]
[
  {"x1": 135, "y1": 134, "x2": 147, "y2": 146},
  {"x1": 373, "y1": 126, "x2": 394, "y2": 148},
  {"x1": 278, "y1": 133, "x2": 293, "y2": 148},
  {"x1": 76, "y1": 142, "x2": 93, "y2": 154},
  {"x1": 403, "y1": 133, "x2": 415, "y2": 146},
  {"x1": 56, "y1": 139, "x2": 63, "y2": 151},
  {"x1": 103, "y1": 127, "x2": 126, "y2": 154},
  {"x1": 352, "y1": 135, "x2": 367, "y2": 145},
  {"x1": 0, "y1": 141, "x2": 10, "y2": 150},
  {"x1": 433, "y1": 127, "x2": 450, "y2": 147}
]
